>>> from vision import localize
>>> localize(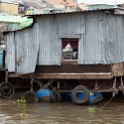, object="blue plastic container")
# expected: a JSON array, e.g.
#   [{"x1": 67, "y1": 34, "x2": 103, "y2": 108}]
[
  {"x1": 77, "y1": 93, "x2": 84, "y2": 99},
  {"x1": 66, "y1": 92, "x2": 72, "y2": 101},
  {"x1": 89, "y1": 92, "x2": 103, "y2": 103},
  {"x1": 0, "y1": 50, "x2": 3, "y2": 67},
  {"x1": 67, "y1": 92, "x2": 103, "y2": 104},
  {"x1": 37, "y1": 89, "x2": 51, "y2": 99}
]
